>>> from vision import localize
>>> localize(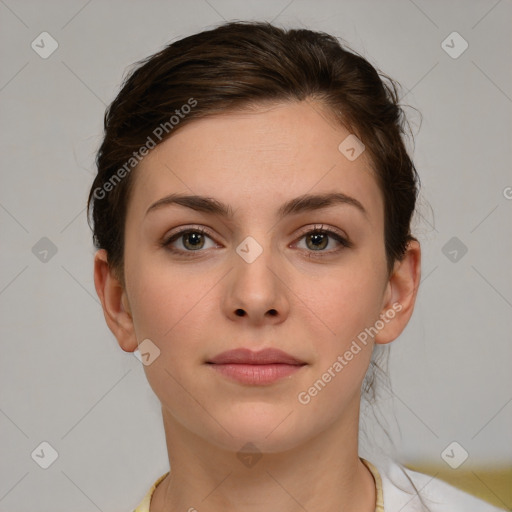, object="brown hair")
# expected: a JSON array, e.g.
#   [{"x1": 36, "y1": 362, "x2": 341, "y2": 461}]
[{"x1": 87, "y1": 20, "x2": 419, "y2": 284}]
